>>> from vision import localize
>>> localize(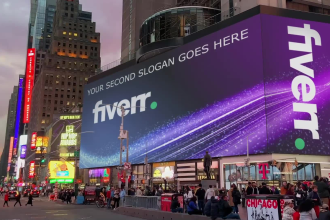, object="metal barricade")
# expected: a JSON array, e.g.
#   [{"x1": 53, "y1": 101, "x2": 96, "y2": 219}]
[{"x1": 123, "y1": 196, "x2": 161, "y2": 210}]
